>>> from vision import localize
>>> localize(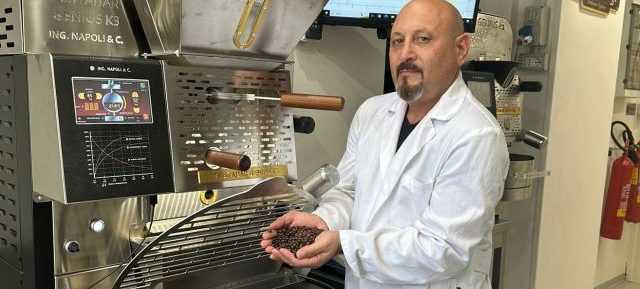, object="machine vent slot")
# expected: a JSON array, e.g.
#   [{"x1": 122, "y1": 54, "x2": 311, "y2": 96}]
[
  {"x1": 0, "y1": 3, "x2": 18, "y2": 54},
  {"x1": 0, "y1": 58, "x2": 19, "y2": 265}
]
